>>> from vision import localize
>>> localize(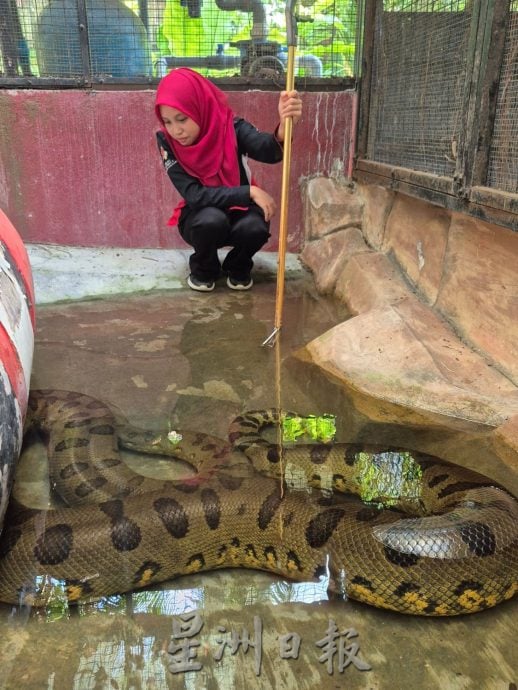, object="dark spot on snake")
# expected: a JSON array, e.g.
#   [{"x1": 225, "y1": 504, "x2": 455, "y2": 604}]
[
  {"x1": 89, "y1": 424, "x2": 115, "y2": 436},
  {"x1": 485, "y1": 498, "x2": 517, "y2": 517},
  {"x1": 428, "y1": 473, "x2": 449, "y2": 488},
  {"x1": 133, "y1": 560, "x2": 161, "y2": 584},
  {"x1": 258, "y1": 488, "x2": 283, "y2": 530},
  {"x1": 286, "y1": 550, "x2": 302, "y2": 571},
  {"x1": 62, "y1": 399, "x2": 82, "y2": 409},
  {"x1": 356, "y1": 507, "x2": 380, "y2": 521},
  {"x1": 75, "y1": 476, "x2": 108, "y2": 497},
  {"x1": 231, "y1": 537, "x2": 240, "y2": 548},
  {"x1": 394, "y1": 581, "x2": 420, "y2": 597},
  {"x1": 237, "y1": 503, "x2": 247, "y2": 515},
  {"x1": 314, "y1": 564, "x2": 327, "y2": 579},
  {"x1": 233, "y1": 416, "x2": 259, "y2": 429},
  {"x1": 201, "y1": 488, "x2": 221, "y2": 529},
  {"x1": 217, "y1": 545, "x2": 227, "y2": 559},
  {"x1": 306, "y1": 508, "x2": 346, "y2": 548},
  {"x1": 352, "y1": 575, "x2": 374, "y2": 590},
  {"x1": 384, "y1": 546, "x2": 420, "y2": 567},
  {"x1": 0, "y1": 526, "x2": 22, "y2": 558},
  {"x1": 110, "y1": 519, "x2": 141, "y2": 551},
  {"x1": 173, "y1": 482, "x2": 199, "y2": 494},
  {"x1": 154, "y1": 497, "x2": 189, "y2": 538},
  {"x1": 99, "y1": 457, "x2": 122, "y2": 469},
  {"x1": 454, "y1": 580, "x2": 483, "y2": 596},
  {"x1": 228, "y1": 431, "x2": 265, "y2": 446},
  {"x1": 200, "y1": 442, "x2": 219, "y2": 451},
  {"x1": 218, "y1": 475, "x2": 243, "y2": 491},
  {"x1": 99, "y1": 499, "x2": 124, "y2": 520},
  {"x1": 64, "y1": 417, "x2": 98, "y2": 428},
  {"x1": 60, "y1": 462, "x2": 89, "y2": 478},
  {"x1": 267, "y1": 446, "x2": 281, "y2": 464},
  {"x1": 459, "y1": 521, "x2": 496, "y2": 556},
  {"x1": 55, "y1": 437, "x2": 90, "y2": 452},
  {"x1": 438, "y1": 481, "x2": 486, "y2": 498},
  {"x1": 316, "y1": 493, "x2": 334, "y2": 506},
  {"x1": 34, "y1": 524, "x2": 73, "y2": 565},
  {"x1": 98, "y1": 501, "x2": 142, "y2": 550},
  {"x1": 246, "y1": 544, "x2": 258, "y2": 560},
  {"x1": 283, "y1": 511, "x2": 295, "y2": 527},
  {"x1": 344, "y1": 445, "x2": 363, "y2": 466},
  {"x1": 310, "y1": 445, "x2": 332, "y2": 464},
  {"x1": 264, "y1": 546, "x2": 277, "y2": 563},
  {"x1": 423, "y1": 600, "x2": 440, "y2": 614}
]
